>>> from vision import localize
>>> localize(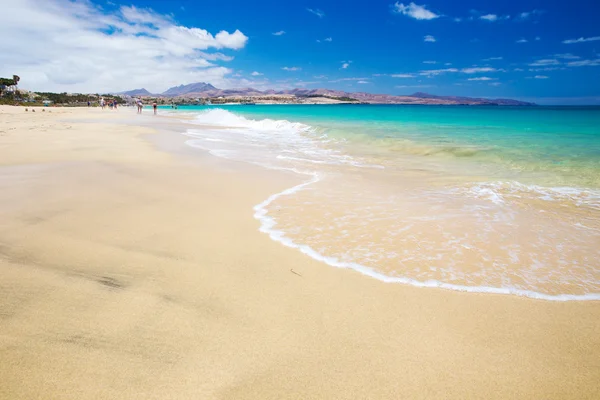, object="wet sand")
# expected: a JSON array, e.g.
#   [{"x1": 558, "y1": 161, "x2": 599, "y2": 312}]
[{"x1": 0, "y1": 105, "x2": 599, "y2": 399}]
